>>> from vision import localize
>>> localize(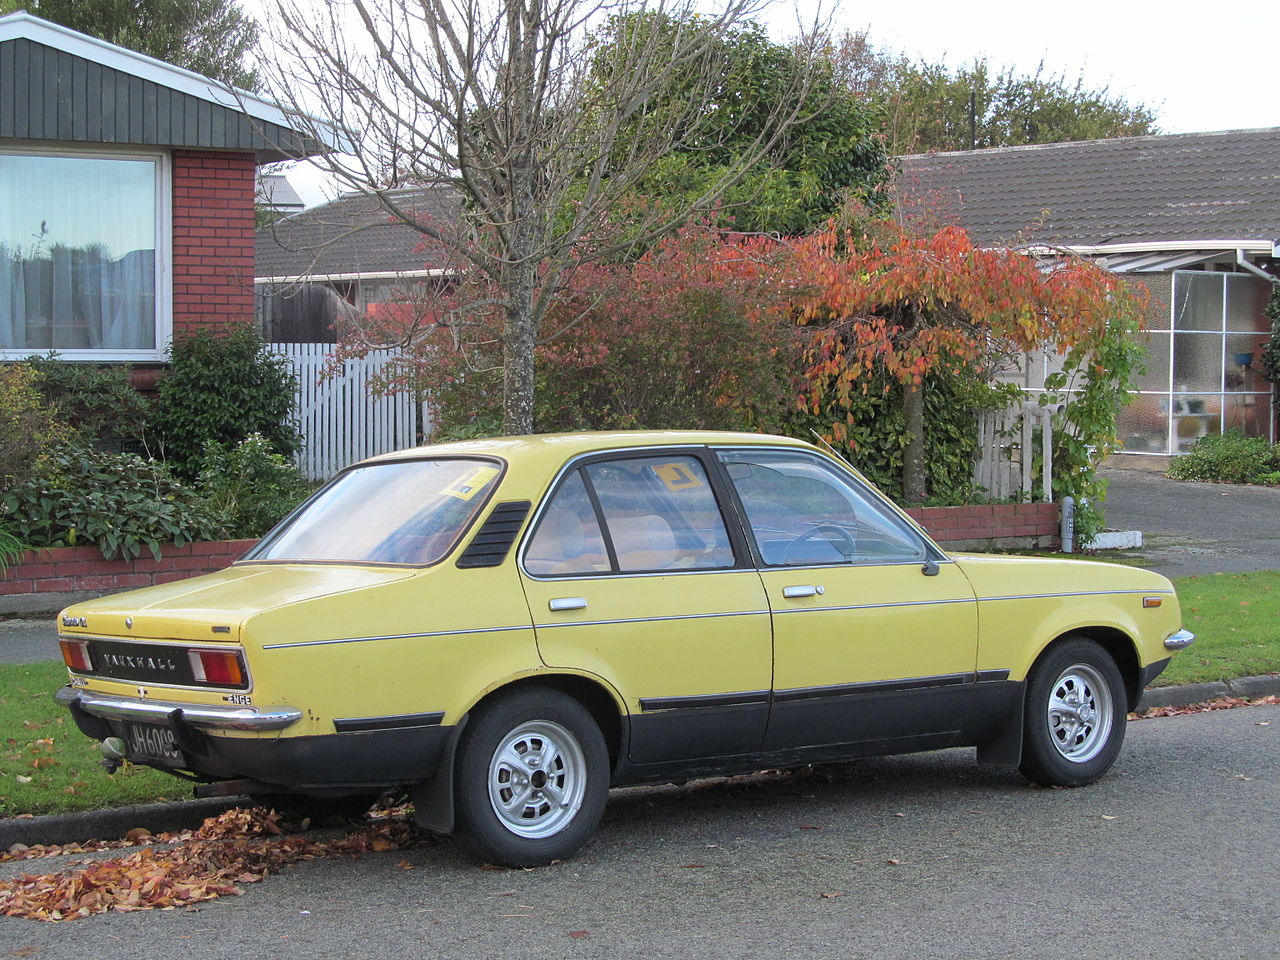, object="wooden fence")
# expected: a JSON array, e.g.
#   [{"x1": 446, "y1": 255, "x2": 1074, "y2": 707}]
[
  {"x1": 974, "y1": 401, "x2": 1060, "y2": 502},
  {"x1": 270, "y1": 343, "x2": 423, "y2": 481}
]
